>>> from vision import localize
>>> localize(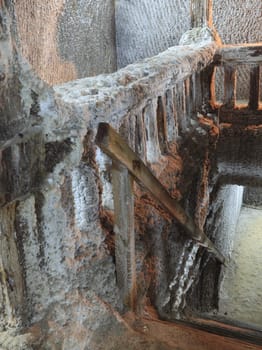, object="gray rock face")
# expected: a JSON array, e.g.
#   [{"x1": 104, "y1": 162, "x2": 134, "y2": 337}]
[{"x1": 115, "y1": 0, "x2": 191, "y2": 68}]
